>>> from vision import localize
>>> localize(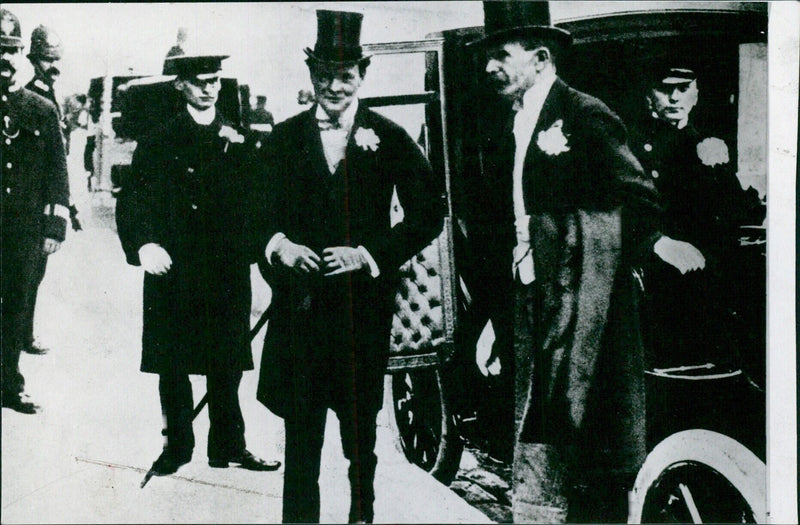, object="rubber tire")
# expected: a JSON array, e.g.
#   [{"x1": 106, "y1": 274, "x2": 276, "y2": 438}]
[
  {"x1": 386, "y1": 369, "x2": 464, "y2": 485},
  {"x1": 629, "y1": 429, "x2": 766, "y2": 523}
]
